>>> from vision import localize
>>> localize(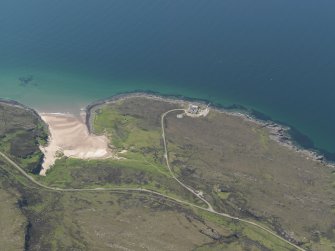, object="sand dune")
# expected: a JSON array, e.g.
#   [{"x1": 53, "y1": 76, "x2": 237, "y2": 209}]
[{"x1": 39, "y1": 113, "x2": 113, "y2": 175}]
